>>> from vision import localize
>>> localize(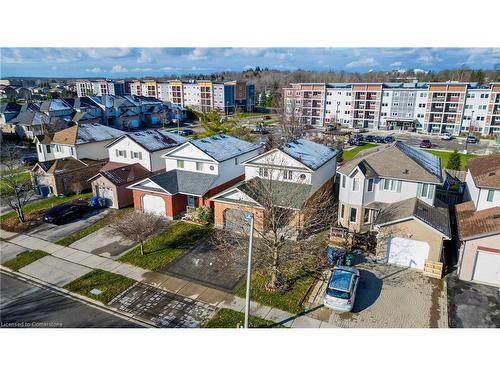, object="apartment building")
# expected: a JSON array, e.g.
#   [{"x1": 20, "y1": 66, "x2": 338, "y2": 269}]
[
  {"x1": 283, "y1": 82, "x2": 500, "y2": 135},
  {"x1": 76, "y1": 79, "x2": 117, "y2": 97}
]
